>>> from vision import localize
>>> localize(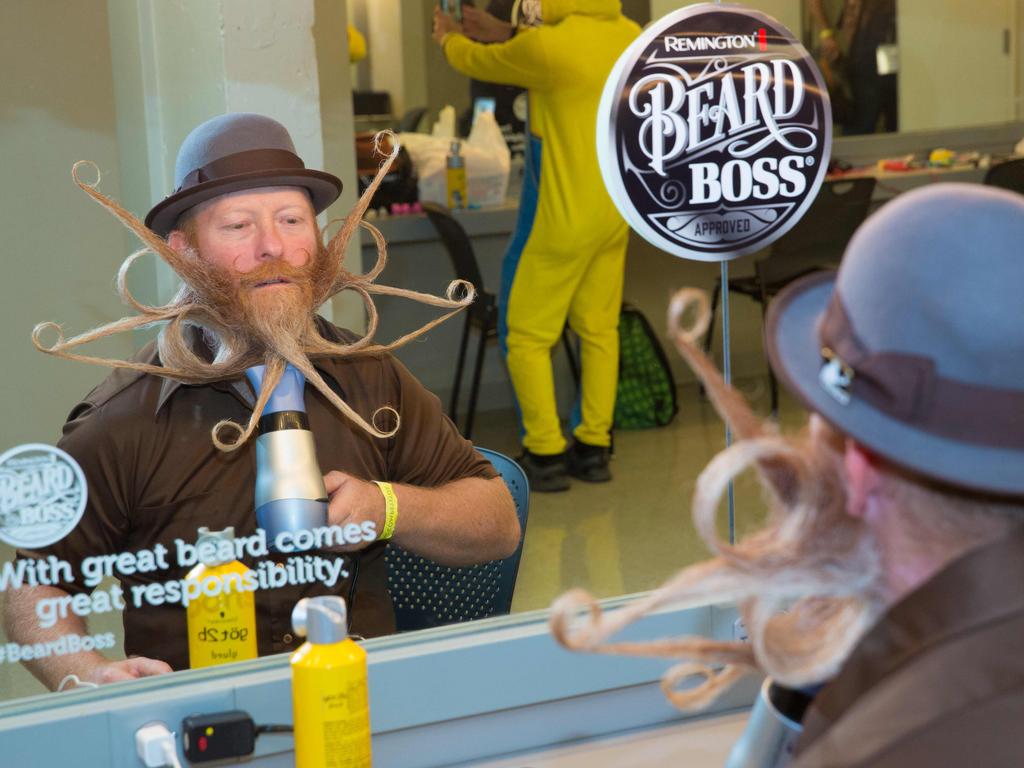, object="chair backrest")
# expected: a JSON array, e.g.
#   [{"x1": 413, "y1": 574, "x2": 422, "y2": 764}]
[
  {"x1": 756, "y1": 177, "x2": 877, "y2": 290},
  {"x1": 983, "y1": 158, "x2": 1024, "y2": 194},
  {"x1": 396, "y1": 106, "x2": 428, "y2": 133},
  {"x1": 384, "y1": 448, "x2": 530, "y2": 632},
  {"x1": 421, "y1": 202, "x2": 487, "y2": 293}
]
